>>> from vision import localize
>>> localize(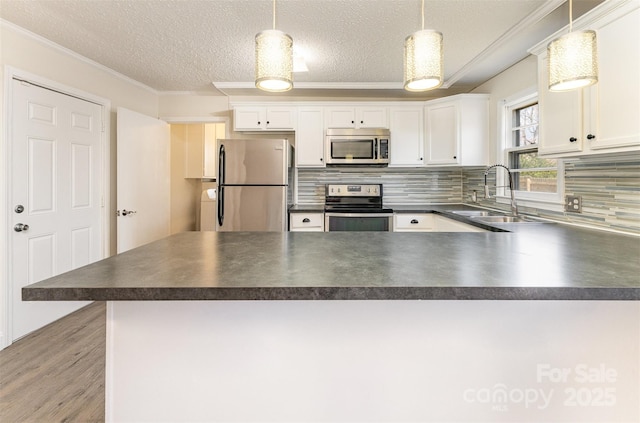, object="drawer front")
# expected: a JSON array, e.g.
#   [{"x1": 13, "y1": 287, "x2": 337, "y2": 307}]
[
  {"x1": 290, "y1": 213, "x2": 325, "y2": 232},
  {"x1": 394, "y1": 214, "x2": 434, "y2": 231}
]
